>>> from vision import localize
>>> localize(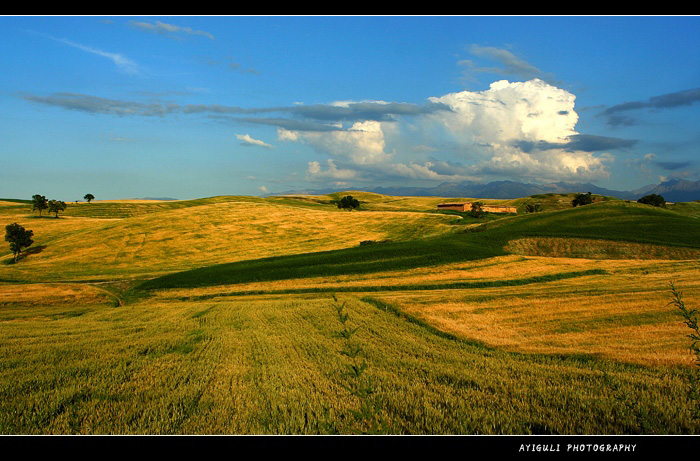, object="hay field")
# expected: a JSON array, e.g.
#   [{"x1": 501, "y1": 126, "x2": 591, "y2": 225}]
[
  {"x1": 1, "y1": 193, "x2": 700, "y2": 434},
  {"x1": 1, "y1": 293, "x2": 697, "y2": 434},
  {"x1": 0, "y1": 198, "x2": 457, "y2": 282},
  {"x1": 148, "y1": 255, "x2": 699, "y2": 367},
  {"x1": 366, "y1": 258, "x2": 700, "y2": 366}
]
